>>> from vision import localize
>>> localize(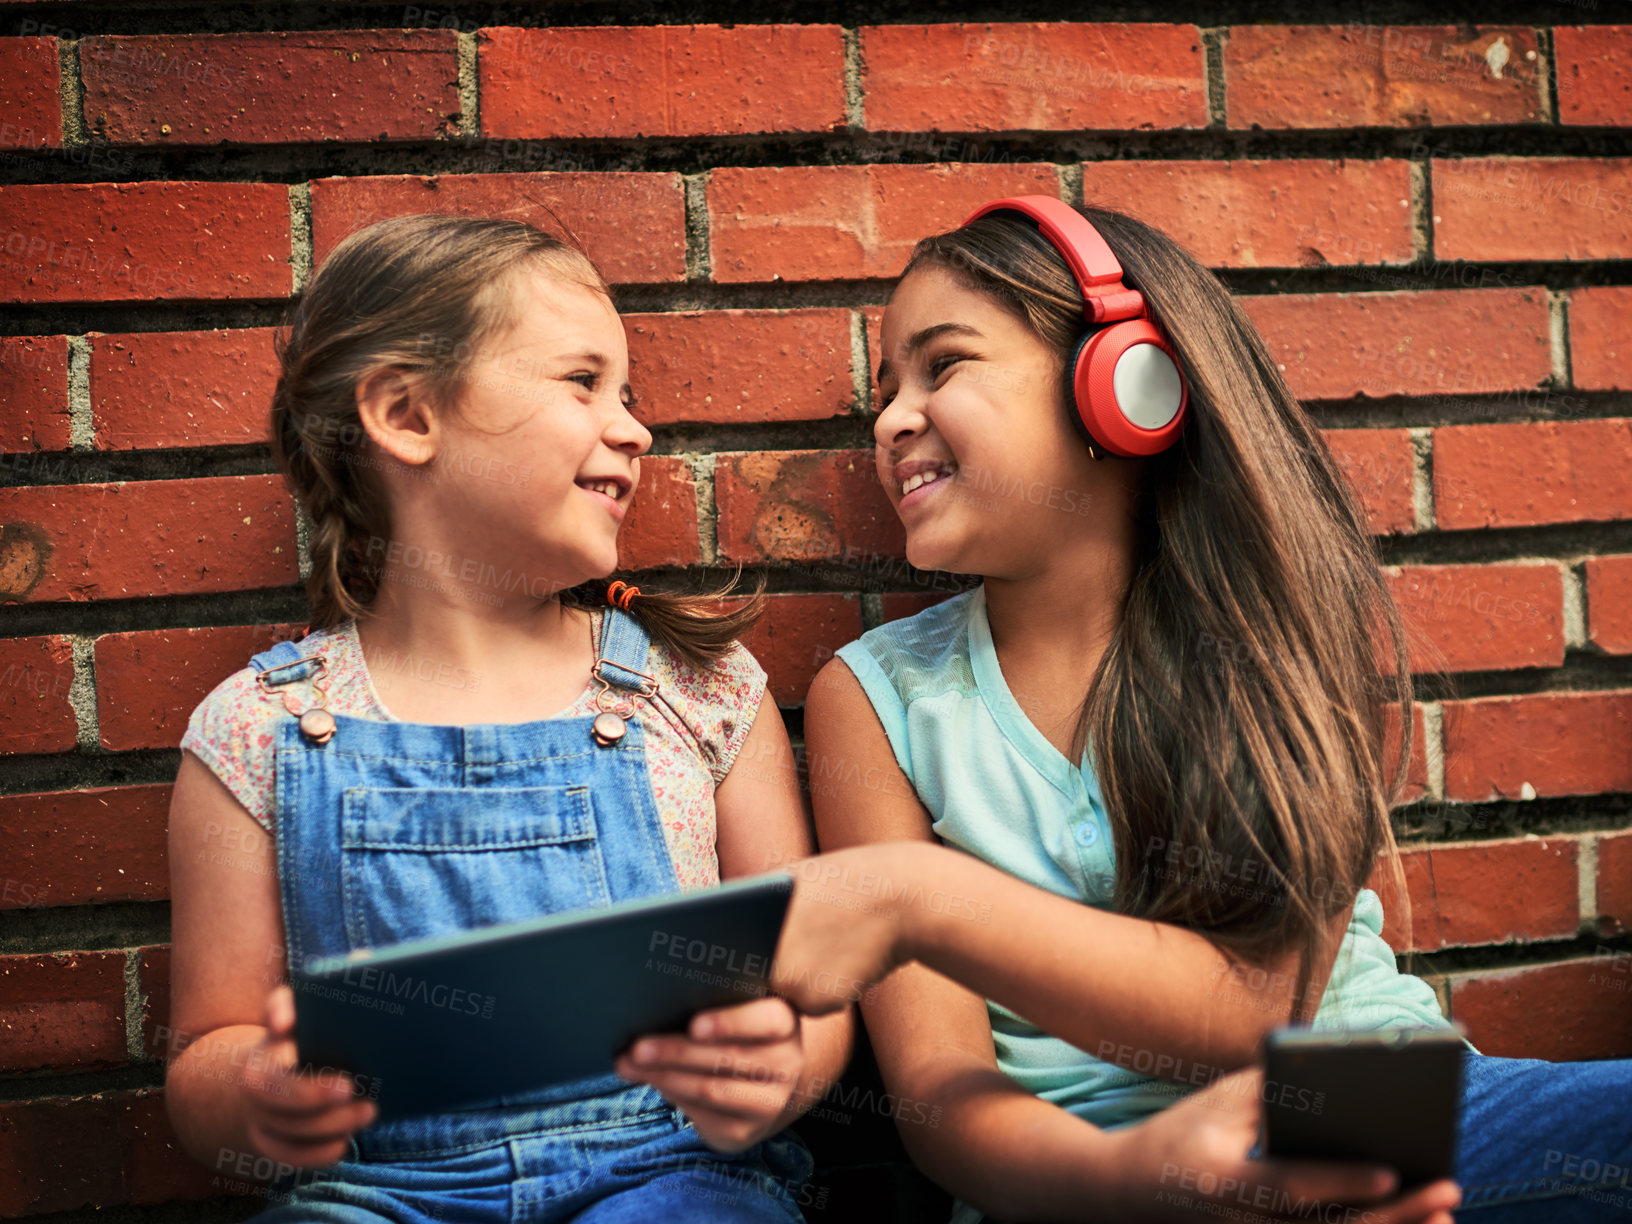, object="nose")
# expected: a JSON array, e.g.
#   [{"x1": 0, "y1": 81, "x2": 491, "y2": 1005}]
[
  {"x1": 607, "y1": 400, "x2": 652, "y2": 457},
  {"x1": 873, "y1": 387, "x2": 927, "y2": 451}
]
